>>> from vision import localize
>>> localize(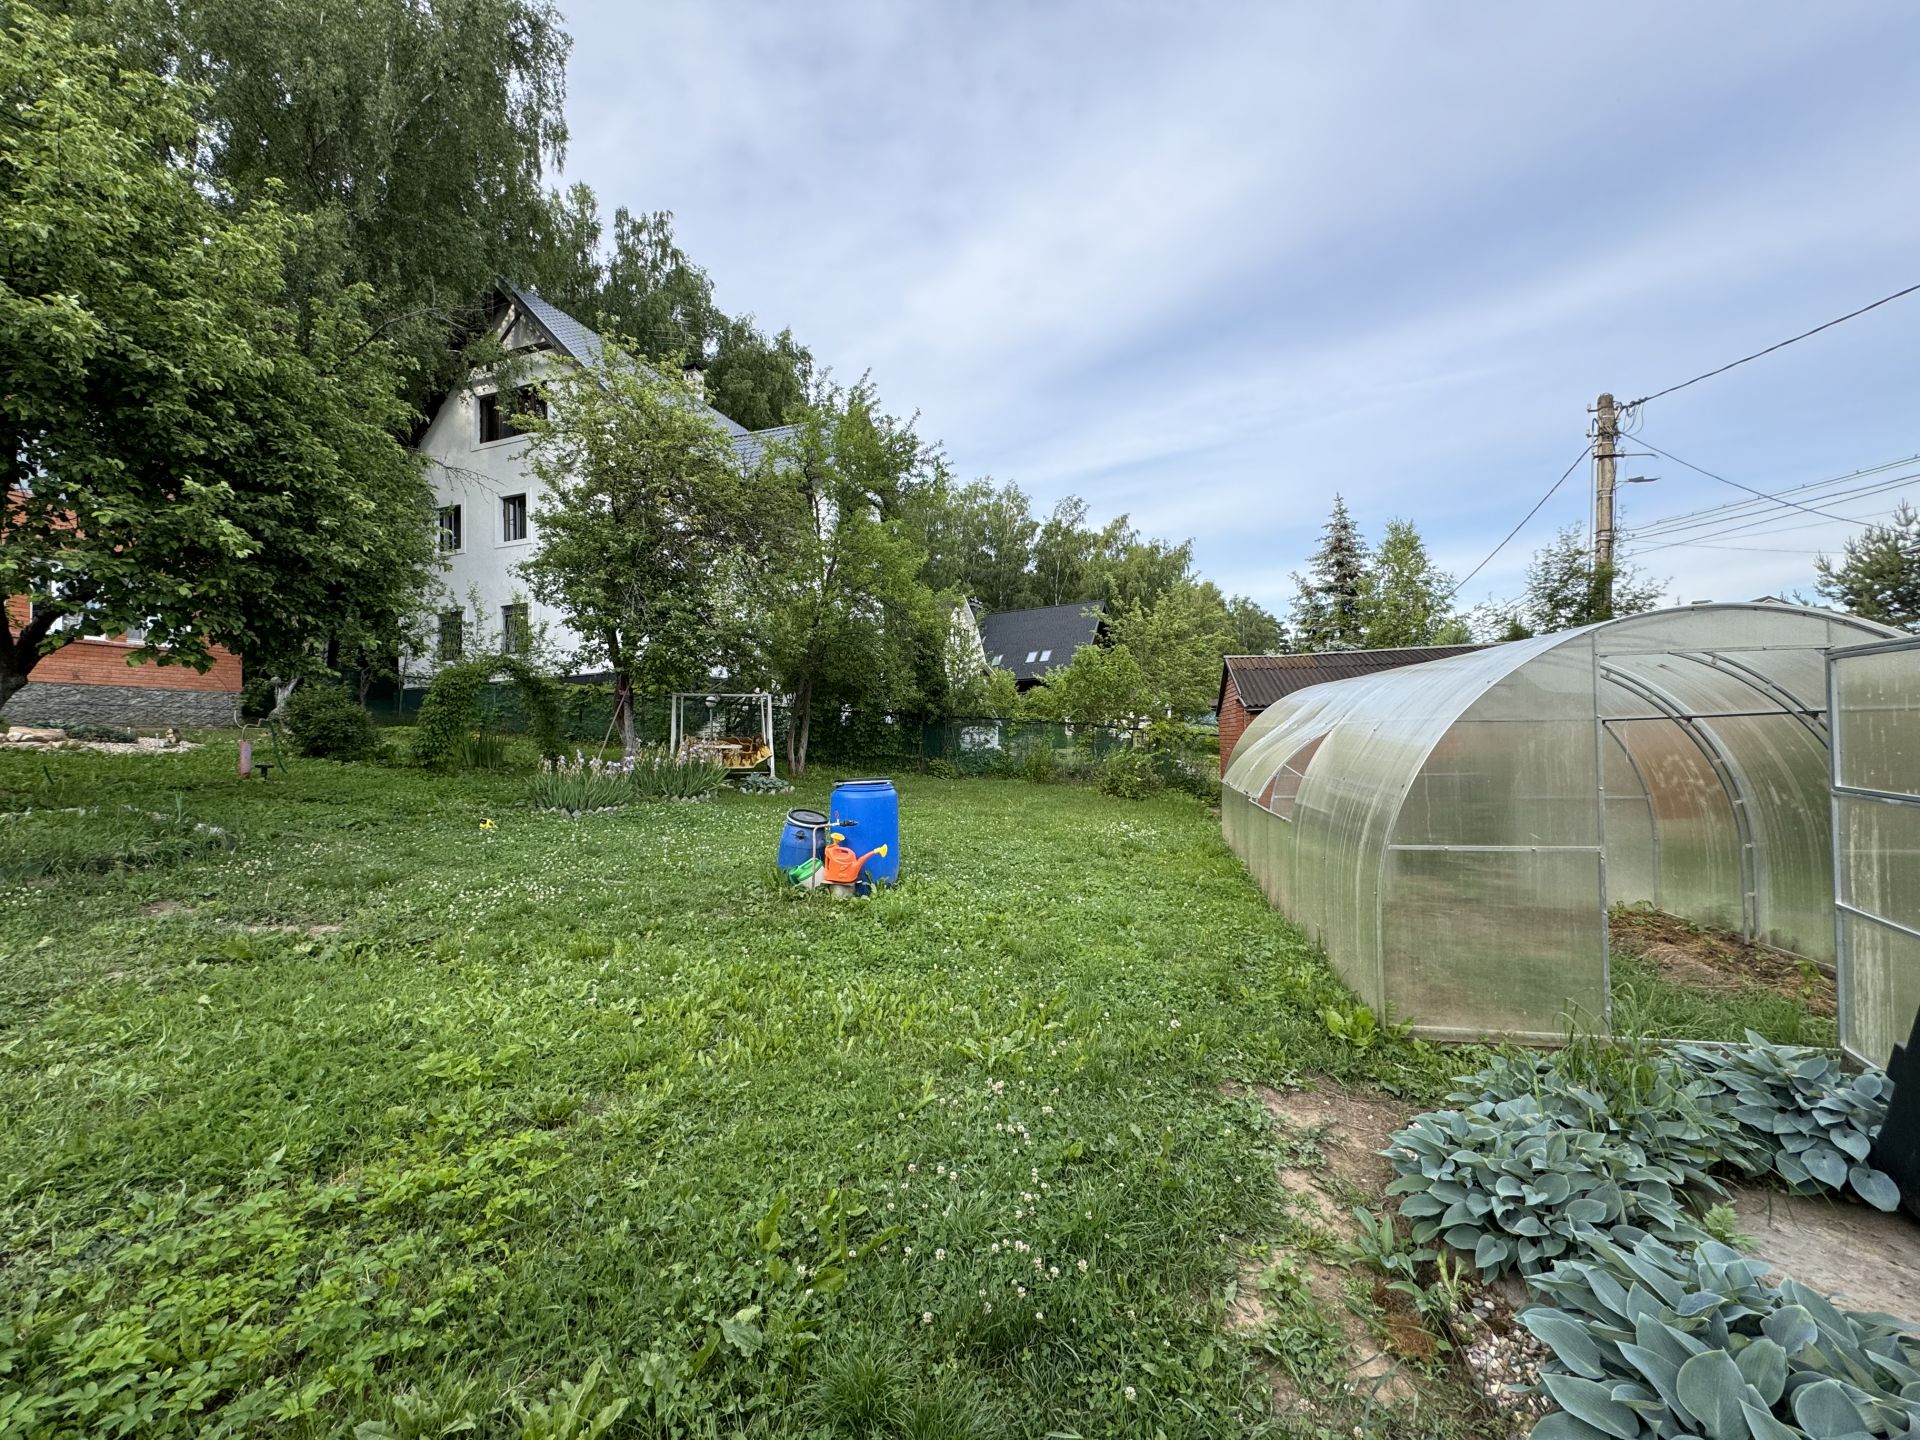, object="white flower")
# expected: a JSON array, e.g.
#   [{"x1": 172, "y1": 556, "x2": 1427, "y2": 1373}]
[
  {"x1": 1034, "y1": 1310, "x2": 1045, "y2": 1321},
  {"x1": 1076, "y1": 1258, "x2": 1088, "y2": 1273},
  {"x1": 921, "y1": 1311, "x2": 933, "y2": 1325},
  {"x1": 1124, "y1": 1386, "x2": 1137, "y2": 1401},
  {"x1": 1041, "y1": 1105, "x2": 1053, "y2": 1116},
  {"x1": 934, "y1": 1248, "x2": 946, "y2": 1261},
  {"x1": 1169, "y1": 1017, "x2": 1181, "y2": 1029}
]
